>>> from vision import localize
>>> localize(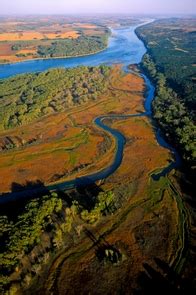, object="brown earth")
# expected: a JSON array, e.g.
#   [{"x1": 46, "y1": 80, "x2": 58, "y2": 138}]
[{"x1": 0, "y1": 20, "x2": 106, "y2": 63}]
